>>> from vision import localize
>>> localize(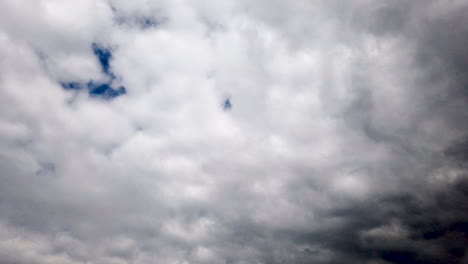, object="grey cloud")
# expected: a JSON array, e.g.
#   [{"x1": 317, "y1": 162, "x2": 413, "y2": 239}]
[{"x1": 0, "y1": 0, "x2": 467, "y2": 264}]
